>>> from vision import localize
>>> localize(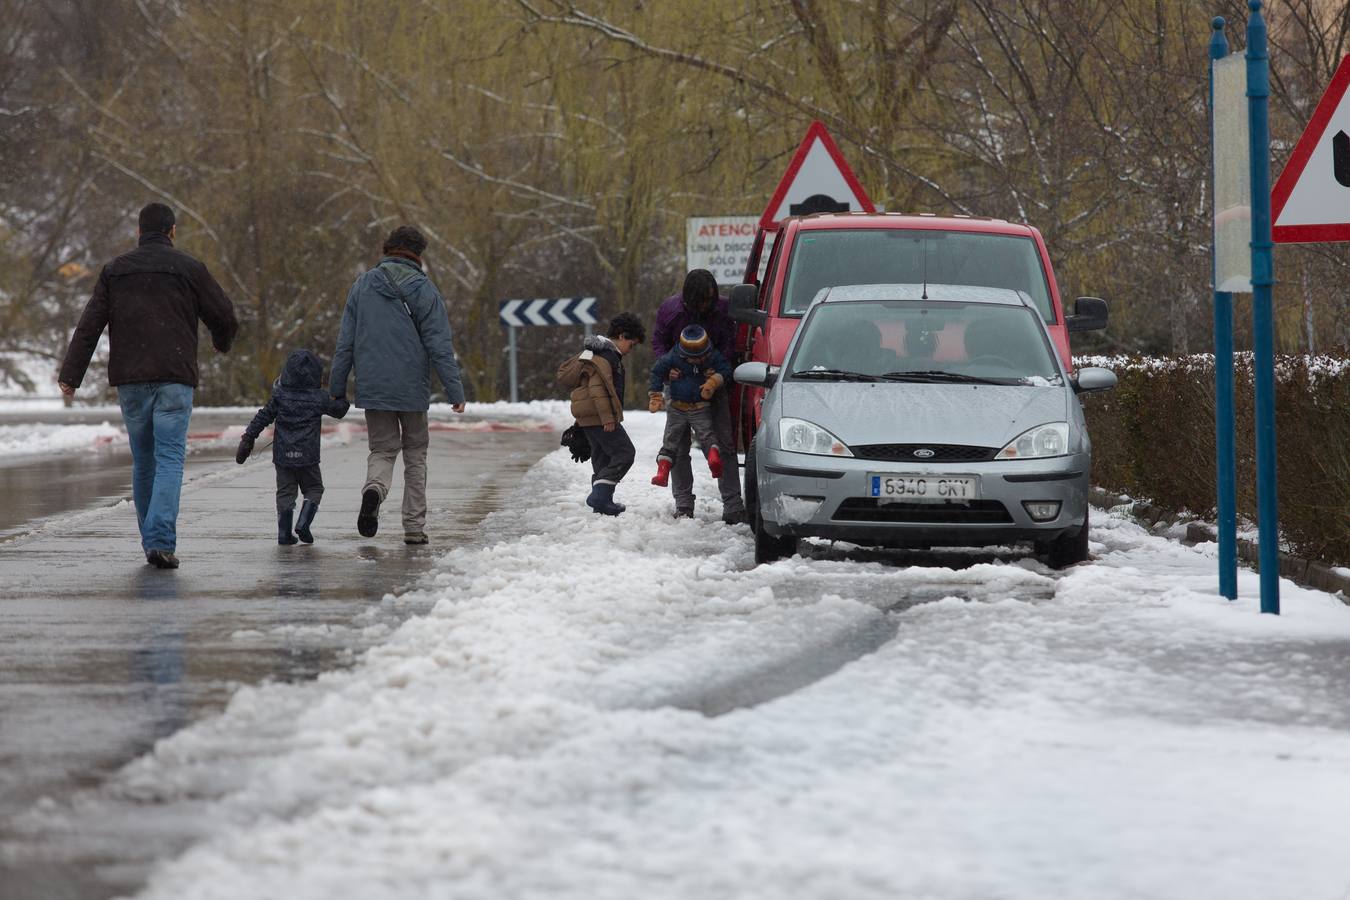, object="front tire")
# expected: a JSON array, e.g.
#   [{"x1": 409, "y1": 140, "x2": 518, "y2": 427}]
[
  {"x1": 746, "y1": 438, "x2": 796, "y2": 565},
  {"x1": 1041, "y1": 508, "x2": 1090, "y2": 569}
]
